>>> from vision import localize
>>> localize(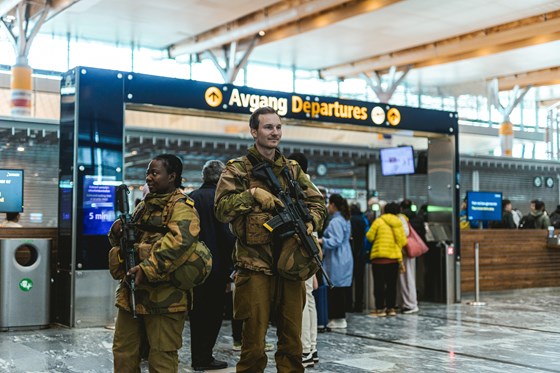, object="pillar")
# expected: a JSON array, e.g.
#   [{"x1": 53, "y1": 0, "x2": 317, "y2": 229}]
[
  {"x1": 499, "y1": 121, "x2": 513, "y2": 156},
  {"x1": 10, "y1": 60, "x2": 33, "y2": 116}
]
